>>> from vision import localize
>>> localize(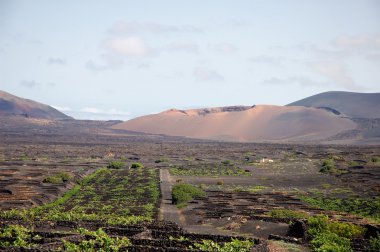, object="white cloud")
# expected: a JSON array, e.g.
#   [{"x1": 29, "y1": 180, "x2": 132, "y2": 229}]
[
  {"x1": 85, "y1": 60, "x2": 107, "y2": 71},
  {"x1": 86, "y1": 21, "x2": 201, "y2": 71},
  {"x1": 166, "y1": 40, "x2": 200, "y2": 54},
  {"x1": 86, "y1": 36, "x2": 153, "y2": 71},
  {"x1": 105, "y1": 36, "x2": 151, "y2": 57},
  {"x1": 333, "y1": 34, "x2": 380, "y2": 48},
  {"x1": 157, "y1": 70, "x2": 184, "y2": 80},
  {"x1": 19, "y1": 80, "x2": 40, "y2": 88},
  {"x1": 51, "y1": 106, "x2": 131, "y2": 120},
  {"x1": 295, "y1": 43, "x2": 350, "y2": 60},
  {"x1": 193, "y1": 67, "x2": 224, "y2": 82},
  {"x1": 366, "y1": 53, "x2": 380, "y2": 61},
  {"x1": 332, "y1": 34, "x2": 380, "y2": 62},
  {"x1": 76, "y1": 107, "x2": 131, "y2": 120},
  {"x1": 19, "y1": 80, "x2": 57, "y2": 88},
  {"x1": 249, "y1": 55, "x2": 287, "y2": 66},
  {"x1": 209, "y1": 43, "x2": 237, "y2": 54},
  {"x1": 48, "y1": 58, "x2": 67, "y2": 65},
  {"x1": 80, "y1": 107, "x2": 130, "y2": 116},
  {"x1": 311, "y1": 62, "x2": 360, "y2": 90},
  {"x1": 261, "y1": 76, "x2": 327, "y2": 87},
  {"x1": 108, "y1": 21, "x2": 202, "y2": 35}
]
